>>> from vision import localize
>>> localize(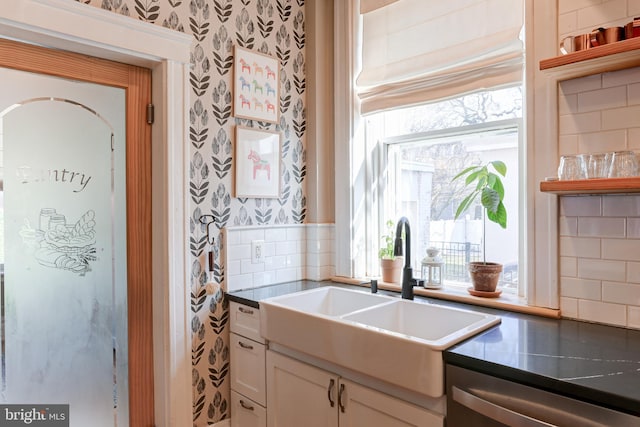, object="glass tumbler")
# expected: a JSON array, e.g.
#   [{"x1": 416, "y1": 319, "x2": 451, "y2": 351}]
[
  {"x1": 586, "y1": 153, "x2": 611, "y2": 179},
  {"x1": 608, "y1": 151, "x2": 638, "y2": 178},
  {"x1": 558, "y1": 154, "x2": 587, "y2": 180}
]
